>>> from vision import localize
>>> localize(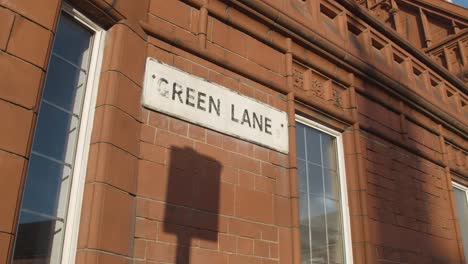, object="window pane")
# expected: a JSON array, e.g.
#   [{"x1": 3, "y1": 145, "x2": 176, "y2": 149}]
[
  {"x1": 298, "y1": 159, "x2": 308, "y2": 193},
  {"x1": 328, "y1": 235, "x2": 344, "y2": 264},
  {"x1": 42, "y1": 55, "x2": 87, "y2": 114},
  {"x1": 309, "y1": 194, "x2": 328, "y2": 263},
  {"x1": 454, "y1": 187, "x2": 468, "y2": 259},
  {"x1": 20, "y1": 154, "x2": 72, "y2": 218},
  {"x1": 305, "y1": 127, "x2": 321, "y2": 164},
  {"x1": 14, "y1": 211, "x2": 64, "y2": 264},
  {"x1": 32, "y1": 103, "x2": 79, "y2": 164},
  {"x1": 299, "y1": 193, "x2": 310, "y2": 223},
  {"x1": 308, "y1": 163, "x2": 324, "y2": 195},
  {"x1": 297, "y1": 123, "x2": 306, "y2": 159},
  {"x1": 324, "y1": 169, "x2": 340, "y2": 199},
  {"x1": 54, "y1": 14, "x2": 92, "y2": 67},
  {"x1": 321, "y1": 134, "x2": 337, "y2": 170},
  {"x1": 301, "y1": 222, "x2": 312, "y2": 264},
  {"x1": 325, "y1": 198, "x2": 342, "y2": 245}
]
